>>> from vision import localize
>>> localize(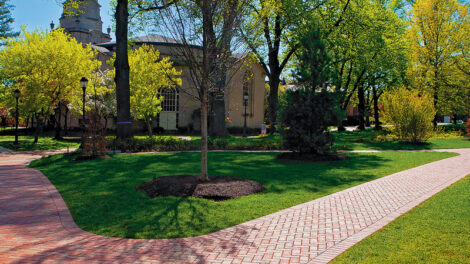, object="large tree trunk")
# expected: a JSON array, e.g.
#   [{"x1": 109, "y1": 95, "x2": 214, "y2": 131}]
[
  {"x1": 365, "y1": 90, "x2": 370, "y2": 127},
  {"x1": 268, "y1": 76, "x2": 280, "y2": 133},
  {"x1": 64, "y1": 105, "x2": 69, "y2": 136},
  {"x1": 372, "y1": 86, "x2": 381, "y2": 130},
  {"x1": 34, "y1": 112, "x2": 44, "y2": 144},
  {"x1": 358, "y1": 84, "x2": 365, "y2": 130},
  {"x1": 54, "y1": 103, "x2": 62, "y2": 140},
  {"x1": 115, "y1": 0, "x2": 133, "y2": 139},
  {"x1": 433, "y1": 88, "x2": 439, "y2": 127}
]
